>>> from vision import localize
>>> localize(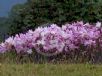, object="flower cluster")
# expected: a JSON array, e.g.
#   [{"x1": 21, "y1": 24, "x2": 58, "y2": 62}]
[
  {"x1": 62, "y1": 22, "x2": 101, "y2": 52},
  {"x1": 0, "y1": 21, "x2": 102, "y2": 56}
]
